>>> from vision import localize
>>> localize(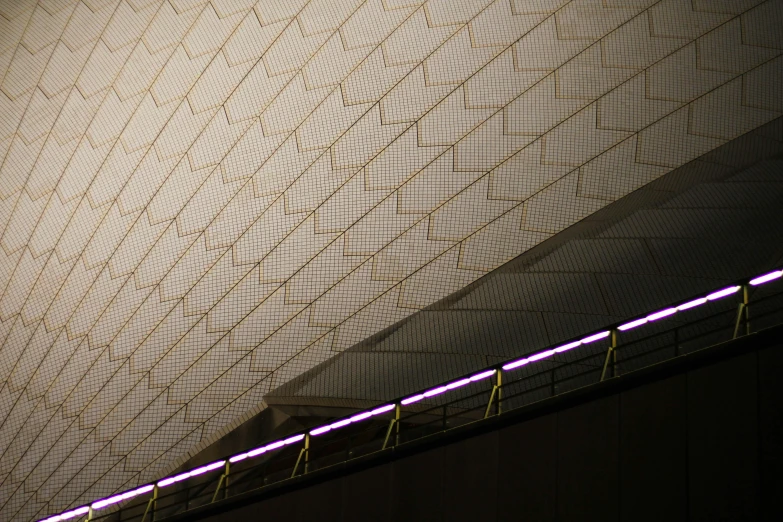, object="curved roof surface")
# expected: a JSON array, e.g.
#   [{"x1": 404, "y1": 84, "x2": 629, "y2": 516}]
[{"x1": 0, "y1": 0, "x2": 781, "y2": 520}]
